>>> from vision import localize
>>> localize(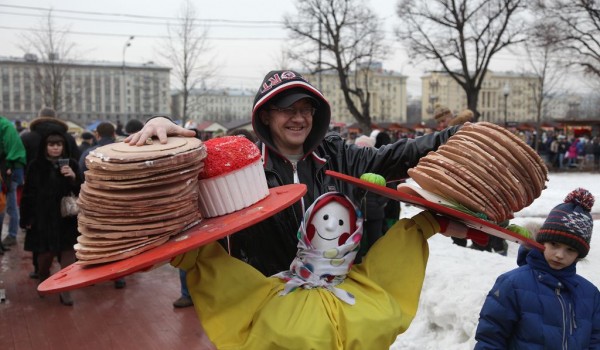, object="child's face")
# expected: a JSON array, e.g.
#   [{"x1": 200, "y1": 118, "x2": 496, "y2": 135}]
[
  {"x1": 47, "y1": 141, "x2": 64, "y2": 158},
  {"x1": 543, "y1": 241, "x2": 579, "y2": 270}
]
